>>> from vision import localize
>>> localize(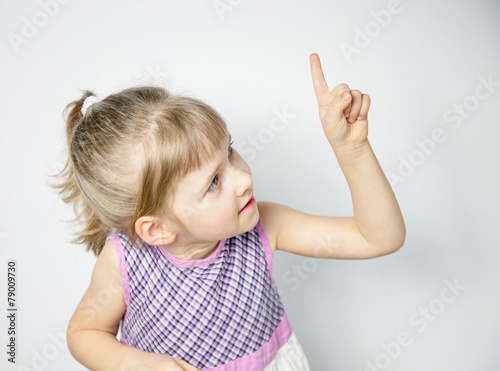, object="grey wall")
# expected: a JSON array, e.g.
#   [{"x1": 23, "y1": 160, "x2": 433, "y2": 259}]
[{"x1": 1, "y1": 0, "x2": 499, "y2": 370}]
